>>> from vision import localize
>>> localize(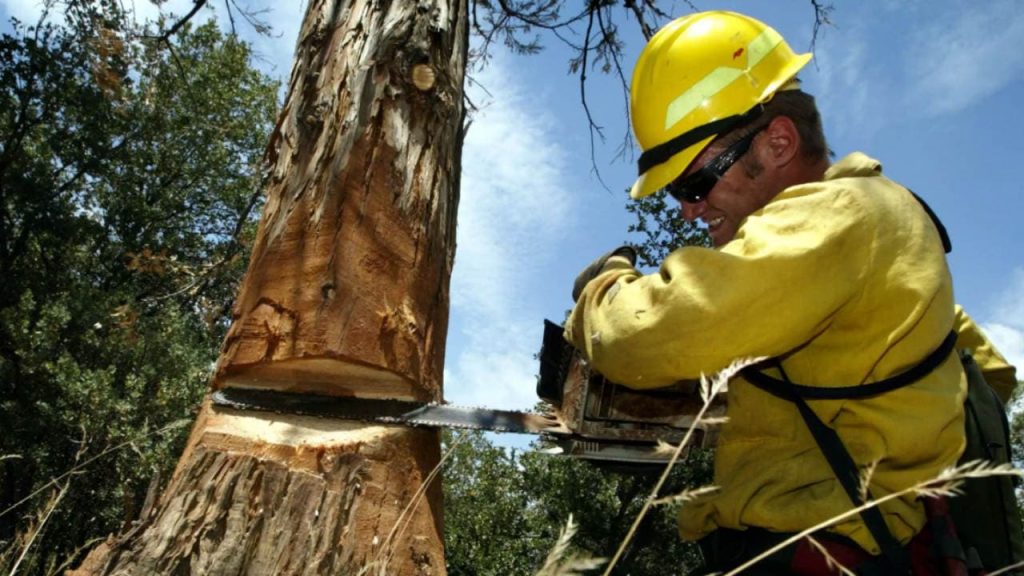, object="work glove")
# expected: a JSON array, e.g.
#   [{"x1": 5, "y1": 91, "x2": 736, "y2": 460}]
[{"x1": 572, "y1": 246, "x2": 637, "y2": 302}]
